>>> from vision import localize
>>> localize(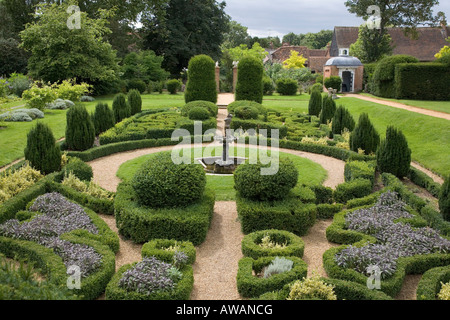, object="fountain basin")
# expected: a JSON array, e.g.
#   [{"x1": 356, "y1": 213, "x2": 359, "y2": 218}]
[{"x1": 196, "y1": 157, "x2": 247, "y2": 175}]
